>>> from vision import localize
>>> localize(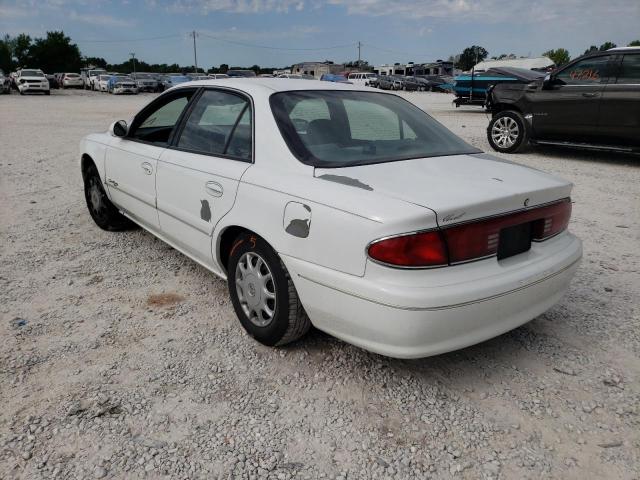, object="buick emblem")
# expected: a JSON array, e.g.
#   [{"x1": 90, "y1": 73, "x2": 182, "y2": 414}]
[{"x1": 524, "y1": 198, "x2": 530, "y2": 207}]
